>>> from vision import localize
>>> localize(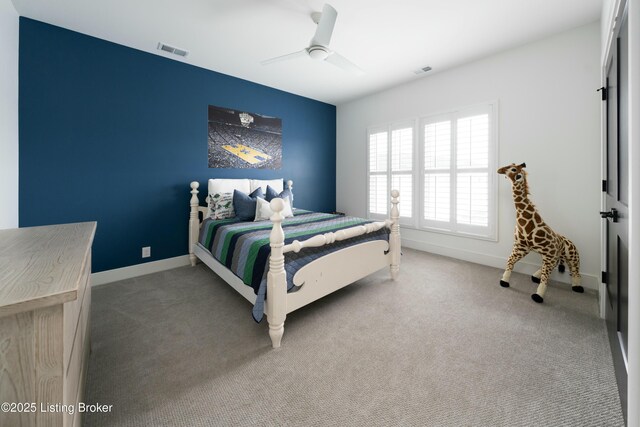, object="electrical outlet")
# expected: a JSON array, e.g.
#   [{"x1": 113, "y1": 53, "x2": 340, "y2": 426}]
[{"x1": 142, "y1": 246, "x2": 151, "y2": 258}]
